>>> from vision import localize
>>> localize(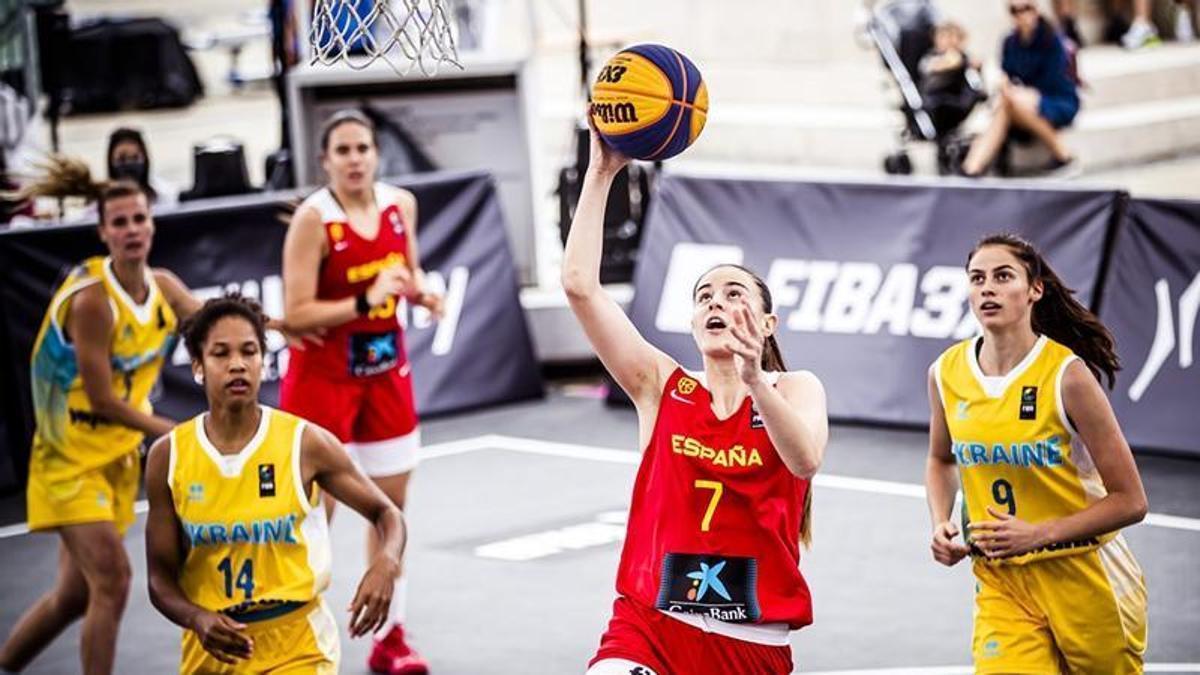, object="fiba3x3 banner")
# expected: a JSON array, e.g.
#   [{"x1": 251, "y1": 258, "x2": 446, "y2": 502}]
[
  {"x1": 0, "y1": 171, "x2": 543, "y2": 490},
  {"x1": 625, "y1": 173, "x2": 1118, "y2": 427},
  {"x1": 627, "y1": 172, "x2": 1200, "y2": 455}
]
